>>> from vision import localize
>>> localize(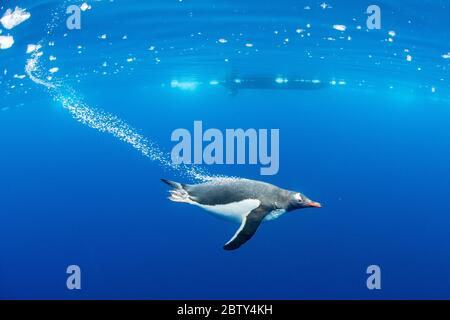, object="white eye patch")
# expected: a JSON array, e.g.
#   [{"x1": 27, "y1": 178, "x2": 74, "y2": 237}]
[{"x1": 295, "y1": 193, "x2": 303, "y2": 202}]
